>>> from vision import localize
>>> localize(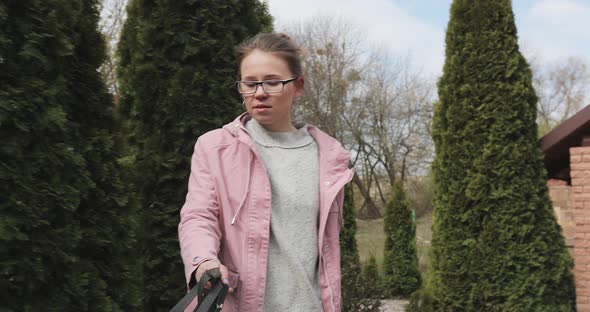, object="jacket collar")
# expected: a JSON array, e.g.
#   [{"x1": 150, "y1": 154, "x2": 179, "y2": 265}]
[{"x1": 222, "y1": 112, "x2": 350, "y2": 168}]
